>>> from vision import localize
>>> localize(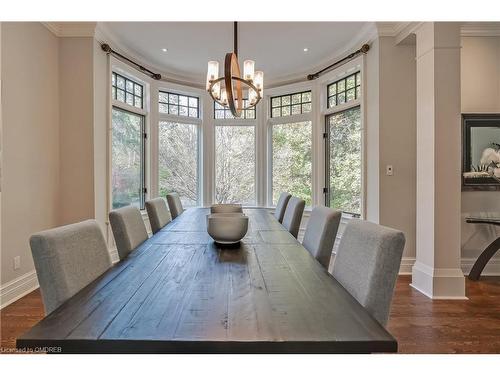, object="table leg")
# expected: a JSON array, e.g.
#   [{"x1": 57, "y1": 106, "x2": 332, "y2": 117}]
[{"x1": 468, "y1": 237, "x2": 500, "y2": 281}]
